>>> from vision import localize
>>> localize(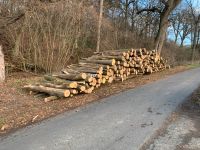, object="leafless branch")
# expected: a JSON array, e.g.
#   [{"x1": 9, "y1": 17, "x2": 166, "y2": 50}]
[{"x1": 137, "y1": 7, "x2": 162, "y2": 14}]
